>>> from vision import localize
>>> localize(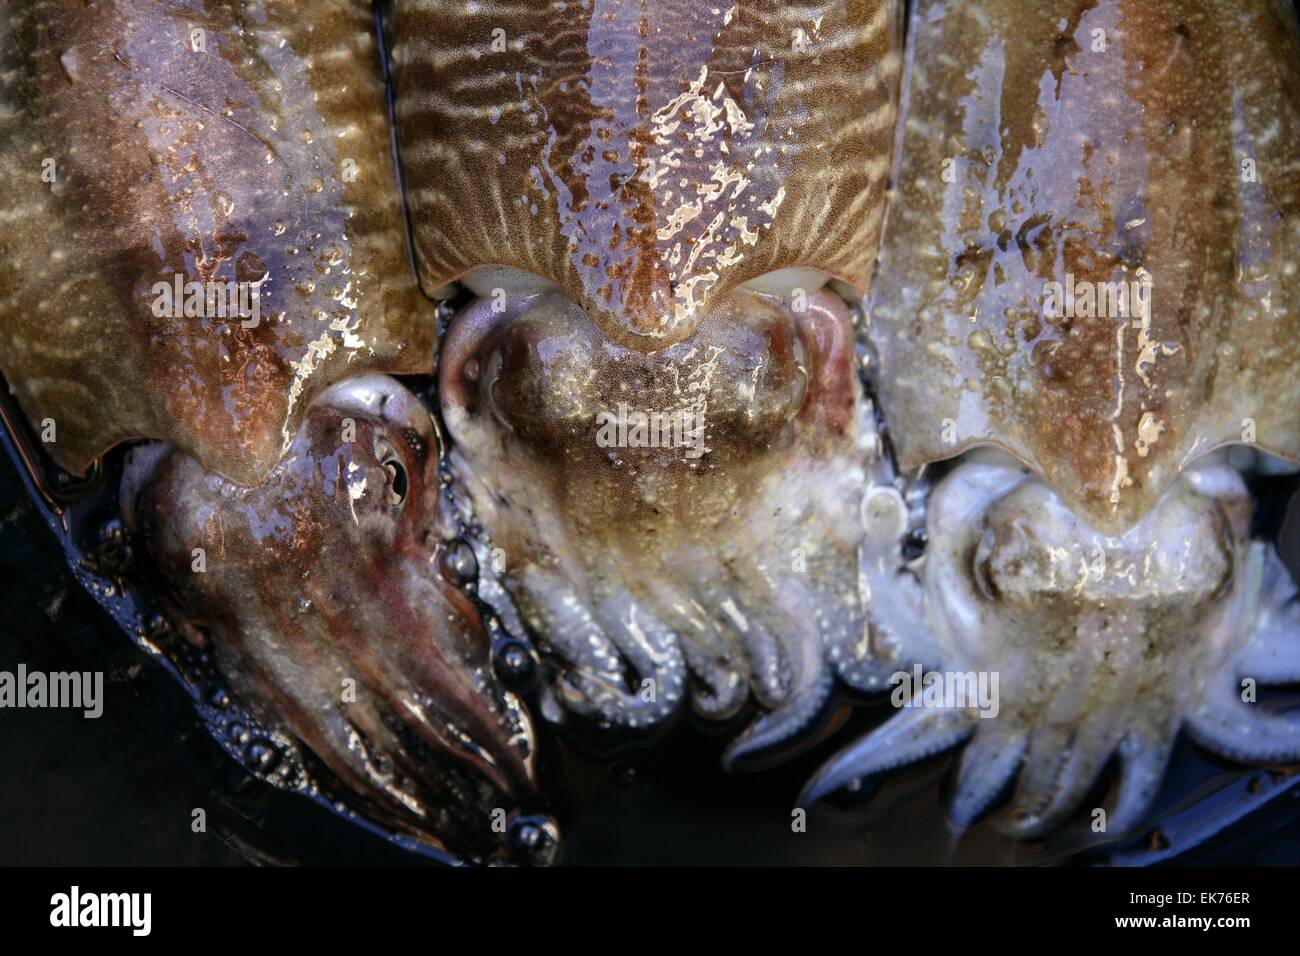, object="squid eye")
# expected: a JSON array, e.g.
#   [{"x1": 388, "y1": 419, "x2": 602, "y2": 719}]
[
  {"x1": 384, "y1": 459, "x2": 408, "y2": 506},
  {"x1": 902, "y1": 527, "x2": 928, "y2": 561},
  {"x1": 374, "y1": 439, "x2": 409, "y2": 507}
]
